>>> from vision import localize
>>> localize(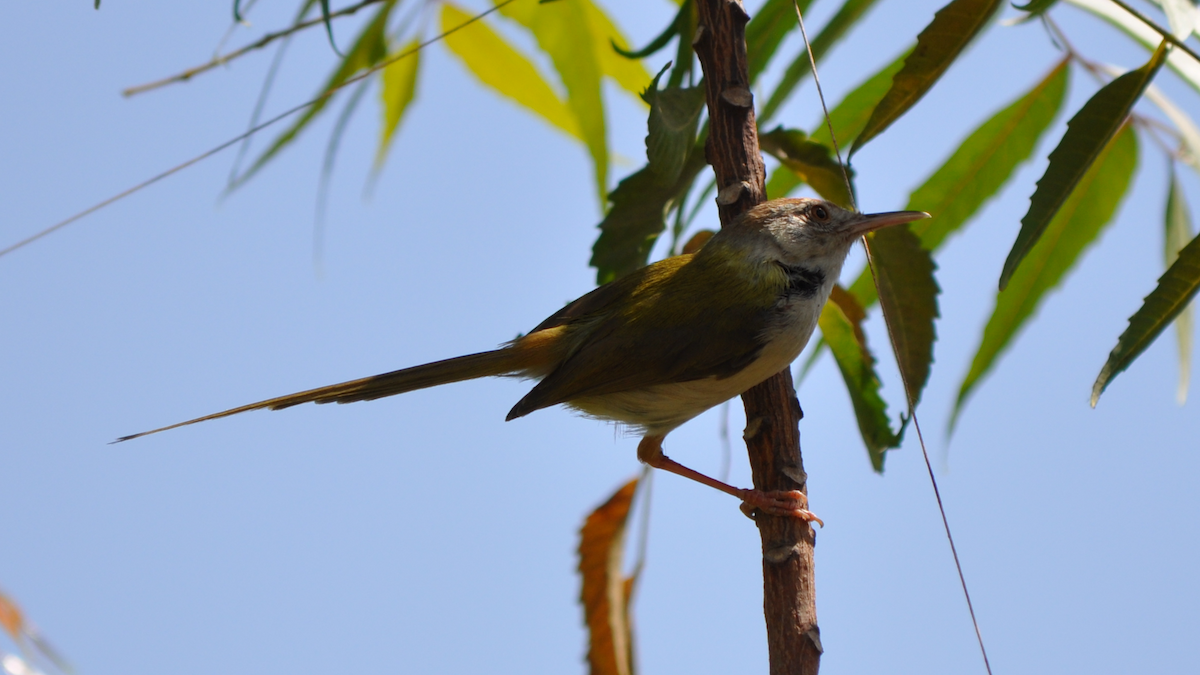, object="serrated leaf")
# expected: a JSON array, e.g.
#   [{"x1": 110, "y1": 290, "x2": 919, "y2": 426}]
[
  {"x1": 580, "y1": 0, "x2": 652, "y2": 99},
  {"x1": 591, "y1": 146, "x2": 707, "y2": 284},
  {"x1": 848, "y1": 57, "x2": 1070, "y2": 306},
  {"x1": 818, "y1": 286, "x2": 902, "y2": 471},
  {"x1": 761, "y1": 0, "x2": 884, "y2": 124},
  {"x1": 953, "y1": 124, "x2": 1138, "y2": 430},
  {"x1": 441, "y1": 3, "x2": 579, "y2": 139},
  {"x1": 643, "y1": 68, "x2": 706, "y2": 186},
  {"x1": 499, "y1": 0, "x2": 608, "y2": 203},
  {"x1": 232, "y1": 0, "x2": 397, "y2": 188},
  {"x1": 374, "y1": 39, "x2": 421, "y2": 170},
  {"x1": 746, "y1": 0, "x2": 812, "y2": 85},
  {"x1": 759, "y1": 127, "x2": 856, "y2": 208},
  {"x1": 1001, "y1": 42, "x2": 1167, "y2": 290},
  {"x1": 579, "y1": 478, "x2": 639, "y2": 675},
  {"x1": 1093, "y1": 172, "x2": 1198, "y2": 405},
  {"x1": 864, "y1": 226, "x2": 940, "y2": 407},
  {"x1": 850, "y1": 0, "x2": 1004, "y2": 156}
]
